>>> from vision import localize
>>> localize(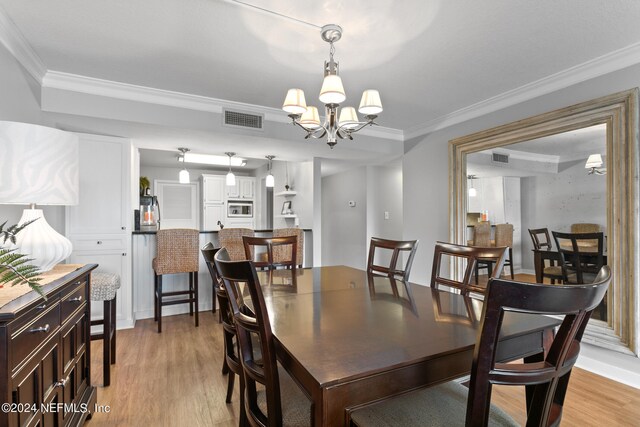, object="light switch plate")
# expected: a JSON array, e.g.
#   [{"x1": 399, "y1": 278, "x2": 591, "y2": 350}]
[
  {"x1": 348, "y1": 200, "x2": 356, "y2": 207},
  {"x1": 384, "y1": 211, "x2": 390, "y2": 220}
]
